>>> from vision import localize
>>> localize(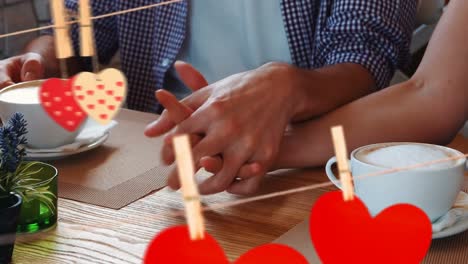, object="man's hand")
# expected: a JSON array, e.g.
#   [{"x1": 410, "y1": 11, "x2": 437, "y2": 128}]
[
  {"x1": 146, "y1": 61, "x2": 301, "y2": 195},
  {"x1": 155, "y1": 89, "x2": 264, "y2": 192},
  {"x1": 146, "y1": 61, "x2": 264, "y2": 194},
  {"x1": 0, "y1": 52, "x2": 45, "y2": 88}
]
